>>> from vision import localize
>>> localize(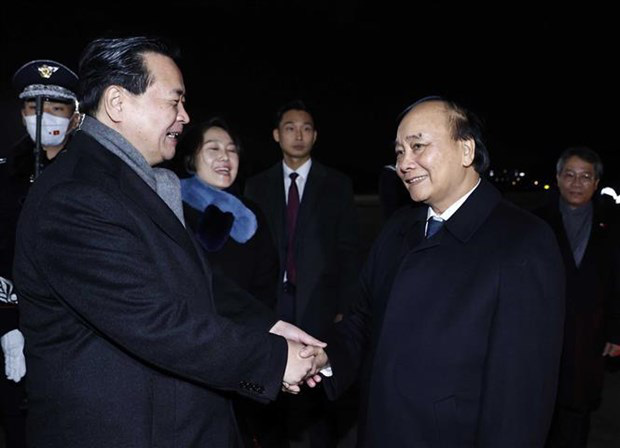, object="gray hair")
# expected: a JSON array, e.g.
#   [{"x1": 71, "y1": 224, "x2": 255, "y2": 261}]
[{"x1": 556, "y1": 146, "x2": 603, "y2": 179}]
